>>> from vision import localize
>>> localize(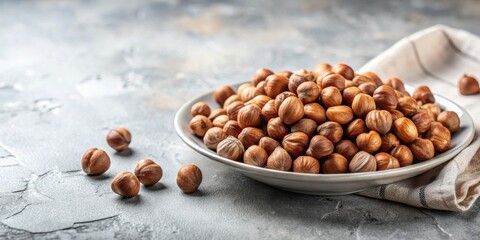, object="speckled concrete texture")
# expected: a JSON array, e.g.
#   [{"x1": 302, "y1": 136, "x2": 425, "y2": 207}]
[{"x1": 0, "y1": 0, "x2": 479, "y2": 239}]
